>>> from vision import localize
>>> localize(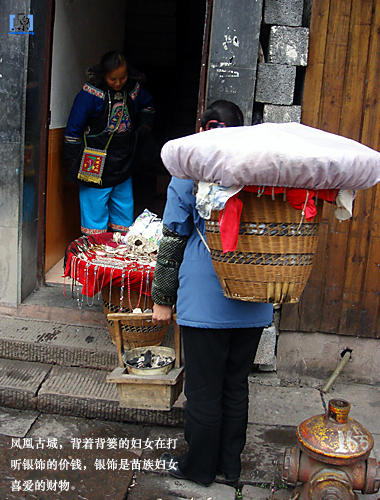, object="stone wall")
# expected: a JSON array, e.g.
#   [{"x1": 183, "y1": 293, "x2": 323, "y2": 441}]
[
  {"x1": 0, "y1": 0, "x2": 30, "y2": 306},
  {"x1": 206, "y1": 0, "x2": 311, "y2": 126},
  {"x1": 277, "y1": 332, "x2": 380, "y2": 387},
  {"x1": 254, "y1": 0, "x2": 311, "y2": 125}
]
